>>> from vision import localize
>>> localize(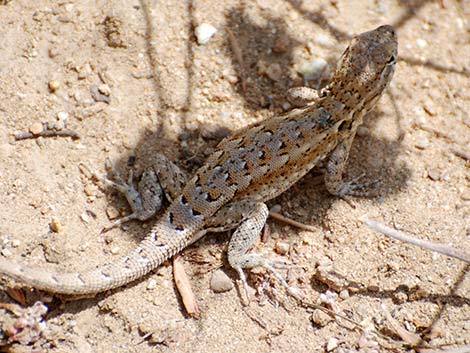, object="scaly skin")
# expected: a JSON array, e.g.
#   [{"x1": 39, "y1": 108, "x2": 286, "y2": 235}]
[{"x1": 0, "y1": 25, "x2": 397, "y2": 295}]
